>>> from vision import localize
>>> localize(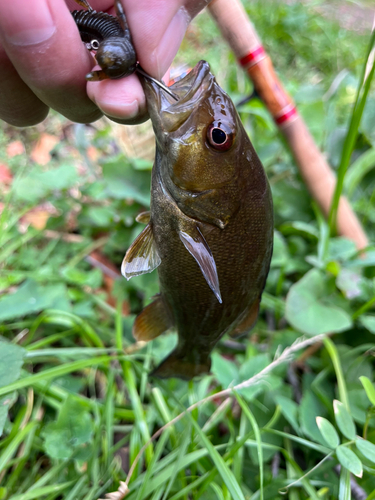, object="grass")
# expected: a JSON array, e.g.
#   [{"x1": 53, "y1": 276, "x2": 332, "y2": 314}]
[{"x1": 1, "y1": 0, "x2": 375, "y2": 499}]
